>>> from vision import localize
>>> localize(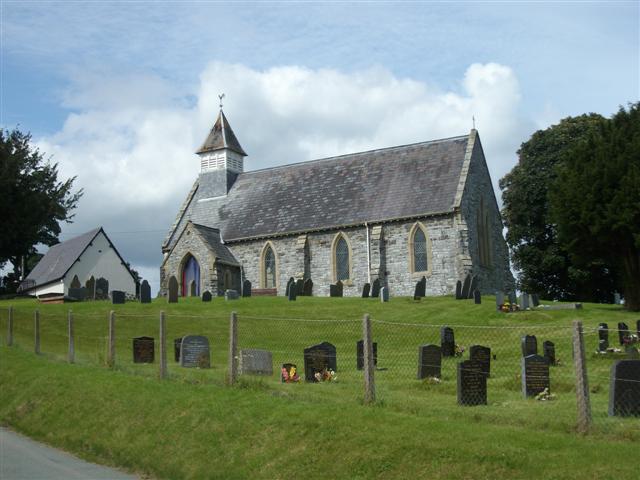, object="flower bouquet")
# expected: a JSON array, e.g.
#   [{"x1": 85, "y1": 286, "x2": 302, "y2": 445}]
[{"x1": 314, "y1": 368, "x2": 337, "y2": 382}]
